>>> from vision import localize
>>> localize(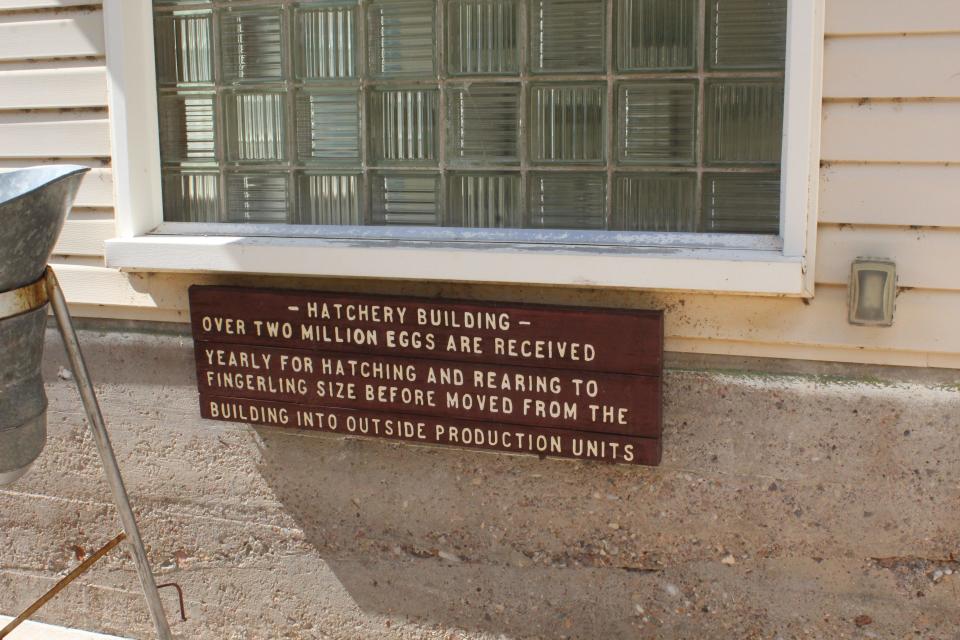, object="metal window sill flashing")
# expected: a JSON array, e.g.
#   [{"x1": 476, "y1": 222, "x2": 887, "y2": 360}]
[{"x1": 105, "y1": 227, "x2": 807, "y2": 297}]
